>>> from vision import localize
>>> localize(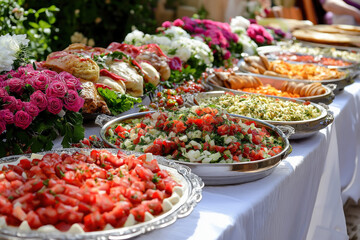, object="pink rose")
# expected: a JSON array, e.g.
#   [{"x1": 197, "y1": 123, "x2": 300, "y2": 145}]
[
  {"x1": 173, "y1": 19, "x2": 184, "y2": 27},
  {"x1": 47, "y1": 97, "x2": 63, "y2": 114},
  {"x1": 23, "y1": 102, "x2": 40, "y2": 118},
  {"x1": 42, "y1": 70, "x2": 58, "y2": 79},
  {"x1": 0, "y1": 120, "x2": 5, "y2": 135},
  {"x1": 0, "y1": 88, "x2": 8, "y2": 99},
  {"x1": 8, "y1": 69, "x2": 22, "y2": 78},
  {"x1": 30, "y1": 90, "x2": 48, "y2": 111},
  {"x1": 168, "y1": 57, "x2": 182, "y2": 71},
  {"x1": 255, "y1": 35, "x2": 265, "y2": 44},
  {"x1": 64, "y1": 90, "x2": 84, "y2": 112},
  {"x1": 0, "y1": 109, "x2": 14, "y2": 124},
  {"x1": 162, "y1": 21, "x2": 172, "y2": 28},
  {"x1": 3, "y1": 96, "x2": 23, "y2": 112},
  {"x1": 57, "y1": 72, "x2": 82, "y2": 91},
  {"x1": 32, "y1": 73, "x2": 50, "y2": 91},
  {"x1": 46, "y1": 80, "x2": 67, "y2": 98},
  {"x1": 14, "y1": 110, "x2": 33, "y2": 130},
  {"x1": 7, "y1": 77, "x2": 25, "y2": 94},
  {"x1": 224, "y1": 51, "x2": 231, "y2": 60}
]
